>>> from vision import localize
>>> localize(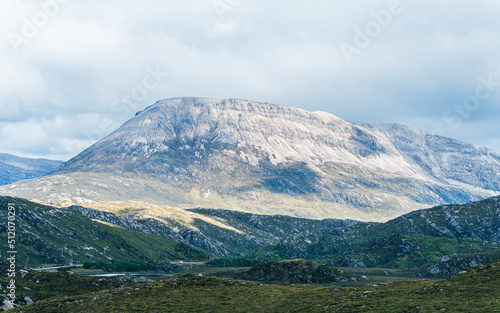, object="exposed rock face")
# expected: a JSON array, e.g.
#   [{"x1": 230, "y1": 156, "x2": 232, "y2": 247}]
[
  {"x1": 1, "y1": 97, "x2": 499, "y2": 220},
  {"x1": 0, "y1": 153, "x2": 63, "y2": 186},
  {"x1": 355, "y1": 122, "x2": 500, "y2": 194},
  {"x1": 56, "y1": 98, "x2": 417, "y2": 175}
]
